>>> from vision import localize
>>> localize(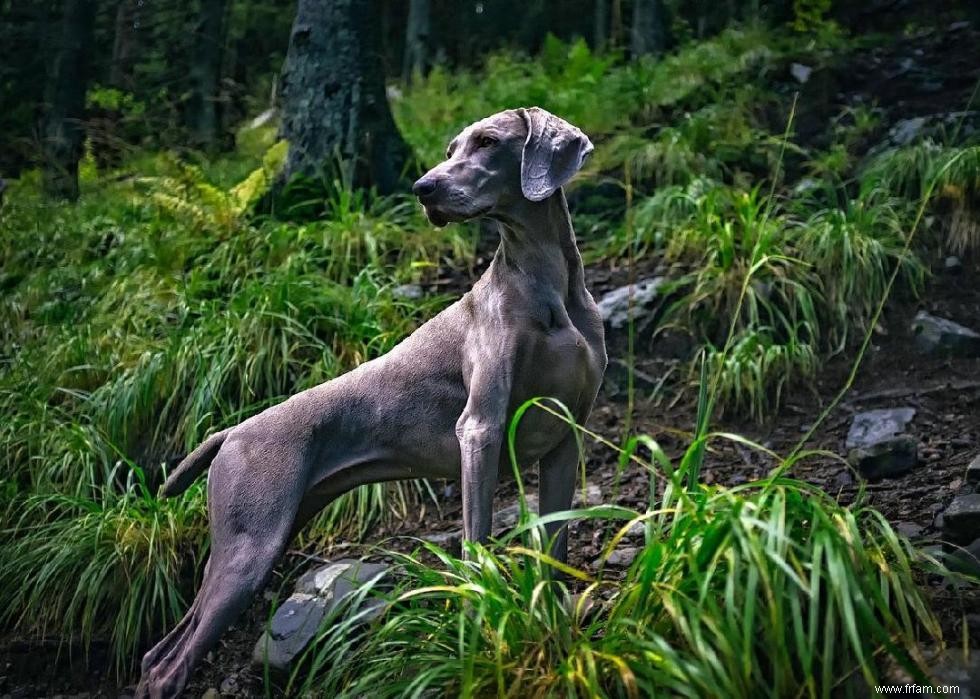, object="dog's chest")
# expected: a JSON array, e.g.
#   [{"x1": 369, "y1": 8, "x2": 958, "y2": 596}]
[{"x1": 516, "y1": 304, "x2": 603, "y2": 407}]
